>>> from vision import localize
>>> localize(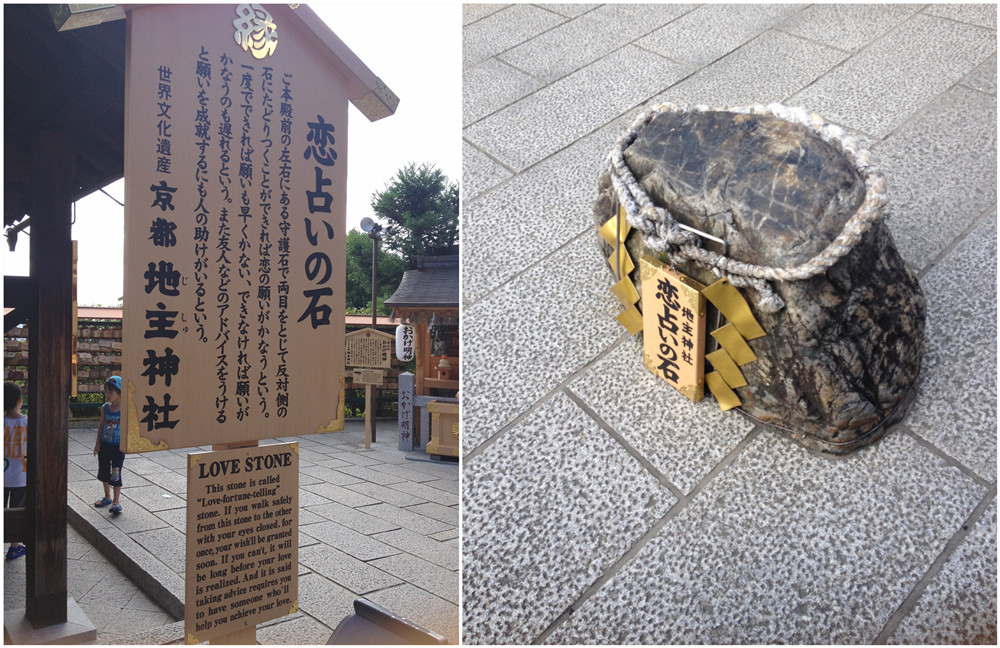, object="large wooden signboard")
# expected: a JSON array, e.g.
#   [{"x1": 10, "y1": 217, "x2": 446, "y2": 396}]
[
  {"x1": 185, "y1": 443, "x2": 298, "y2": 643},
  {"x1": 344, "y1": 328, "x2": 393, "y2": 369},
  {"x1": 122, "y1": 4, "x2": 348, "y2": 452}
]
